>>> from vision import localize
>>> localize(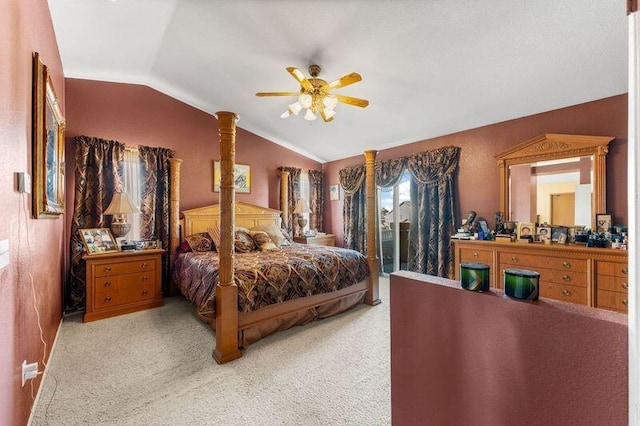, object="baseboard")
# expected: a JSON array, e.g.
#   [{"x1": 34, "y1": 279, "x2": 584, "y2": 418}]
[{"x1": 27, "y1": 316, "x2": 63, "y2": 426}]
